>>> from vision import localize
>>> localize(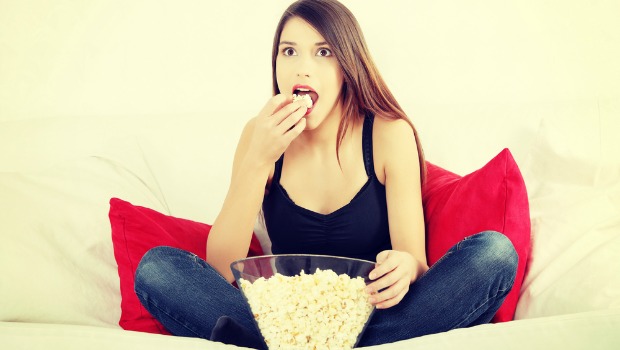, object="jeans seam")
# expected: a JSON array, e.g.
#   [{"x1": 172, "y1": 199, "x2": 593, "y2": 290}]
[
  {"x1": 419, "y1": 249, "x2": 453, "y2": 280},
  {"x1": 422, "y1": 233, "x2": 477, "y2": 279},
  {"x1": 451, "y1": 288, "x2": 508, "y2": 330},
  {"x1": 497, "y1": 275, "x2": 516, "y2": 294},
  {"x1": 135, "y1": 289, "x2": 206, "y2": 339},
  {"x1": 189, "y1": 252, "x2": 238, "y2": 289},
  {"x1": 453, "y1": 297, "x2": 493, "y2": 329}
]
